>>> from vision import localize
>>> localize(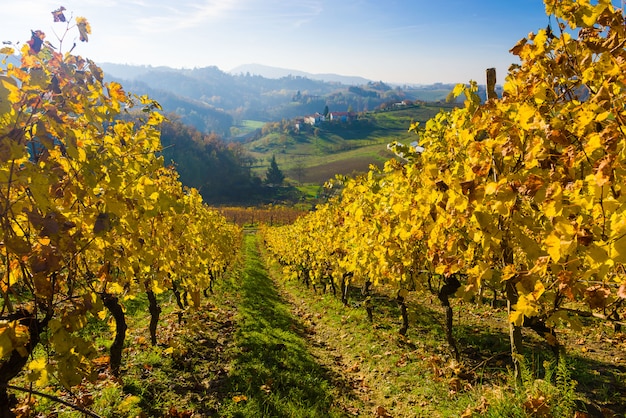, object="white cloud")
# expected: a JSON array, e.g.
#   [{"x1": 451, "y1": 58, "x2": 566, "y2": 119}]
[{"x1": 131, "y1": 0, "x2": 243, "y2": 33}]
